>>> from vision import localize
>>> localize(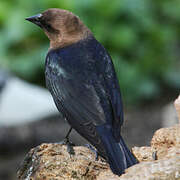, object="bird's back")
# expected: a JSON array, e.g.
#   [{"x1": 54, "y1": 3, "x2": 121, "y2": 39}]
[{"x1": 45, "y1": 36, "x2": 112, "y2": 158}]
